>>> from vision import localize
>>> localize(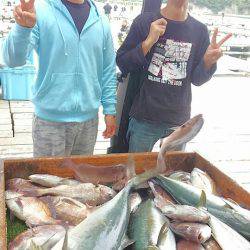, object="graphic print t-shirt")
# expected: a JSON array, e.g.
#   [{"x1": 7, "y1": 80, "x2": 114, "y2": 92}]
[
  {"x1": 148, "y1": 39, "x2": 192, "y2": 86},
  {"x1": 129, "y1": 15, "x2": 214, "y2": 126}
]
